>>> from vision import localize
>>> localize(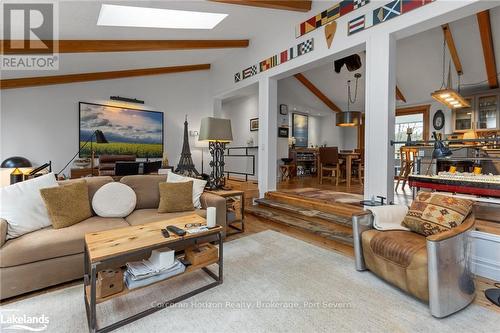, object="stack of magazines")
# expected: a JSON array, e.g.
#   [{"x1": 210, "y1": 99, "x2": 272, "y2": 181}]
[{"x1": 124, "y1": 259, "x2": 185, "y2": 290}]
